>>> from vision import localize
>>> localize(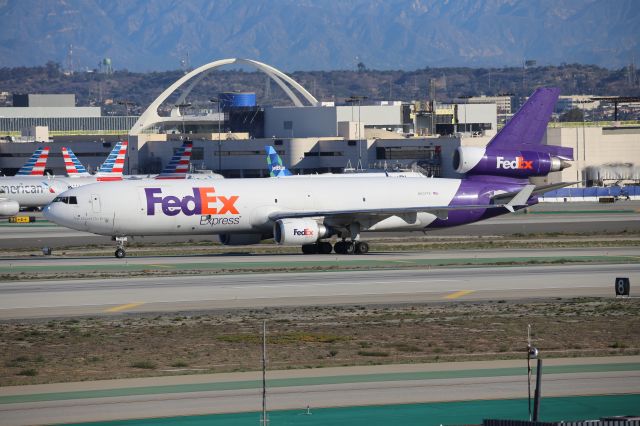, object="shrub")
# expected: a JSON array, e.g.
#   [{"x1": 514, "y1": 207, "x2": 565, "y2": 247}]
[
  {"x1": 357, "y1": 350, "x2": 389, "y2": 357},
  {"x1": 130, "y1": 360, "x2": 157, "y2": 369}
]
